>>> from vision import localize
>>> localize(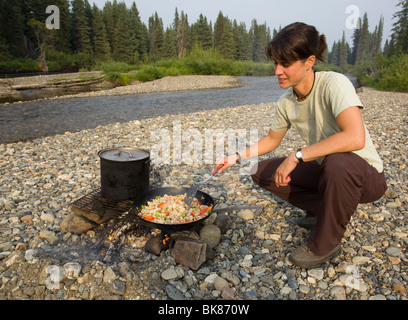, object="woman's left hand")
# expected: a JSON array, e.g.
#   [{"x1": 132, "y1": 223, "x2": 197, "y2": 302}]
[{"x1": 274, "y1": 152, "x2": 299, "y2": 187}]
